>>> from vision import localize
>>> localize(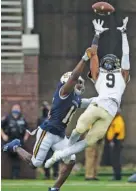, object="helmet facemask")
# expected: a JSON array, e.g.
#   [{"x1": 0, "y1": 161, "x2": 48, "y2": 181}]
[
  {"x1": 74, "y1": 77, "x2": 85, "y2": 95},
  {"x1": 100, "y1": 54, "x2": 120, "y2": 71}
]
